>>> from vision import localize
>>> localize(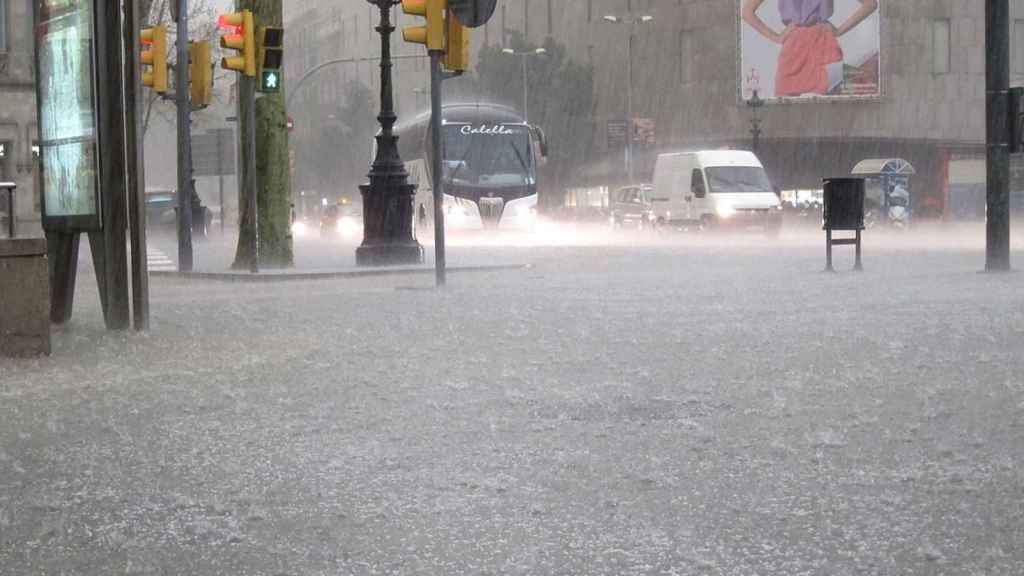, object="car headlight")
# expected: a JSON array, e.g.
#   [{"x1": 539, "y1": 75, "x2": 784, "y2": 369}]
[
  {"x1": 337, "y1": 216, "x2": 361, "y2": 235},
  {"x1": 715, "y1": 203, "x2": 736, "y2": 219},
  {"x1": 290, "y1": 221, "x2": 307, "y2": 236}
]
